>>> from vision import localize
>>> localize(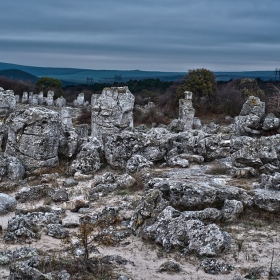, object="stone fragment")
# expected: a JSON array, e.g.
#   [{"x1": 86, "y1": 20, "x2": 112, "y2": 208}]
[
  {"x1": 91, "y1": 87, "x2": 135, "y2": 141},
  {"x1": 51, "y1": 188, "x2": 69, "y2": 202},
  {"x1": 46, "y1": 90, "x2": 54, "y2": 106},
  {"x1": 55, "y1": 96, "x2": 66, "y2": 107},
  {"x1": 167, "y1": 155, "x2": 189, "y2": 168},
  {"x1": 0, "y1": 247, "x2": 38, "y2": 265}
]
